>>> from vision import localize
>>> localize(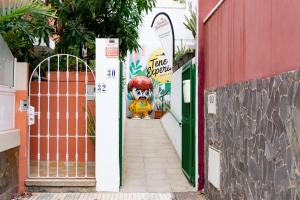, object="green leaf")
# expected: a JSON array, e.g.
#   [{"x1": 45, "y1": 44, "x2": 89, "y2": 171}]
[
  {"x1": 136, "y1": 59, "x2": 140, "y2": 67},
  {"x1": 129, "y1": 65, "x2": 134, "y2": 75},
  {"x1": 1, "y1": 0, "x2": 156, "y2": 66},
  {"x1": 136, "y1": 65, "x2": 143, "y2": 70},
  {"x1": 136, "y1": 70, "x2": 146, "y2": 76},
  {"x1": 0, "y1": 0, "x2": 57, "y2": 23}
]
